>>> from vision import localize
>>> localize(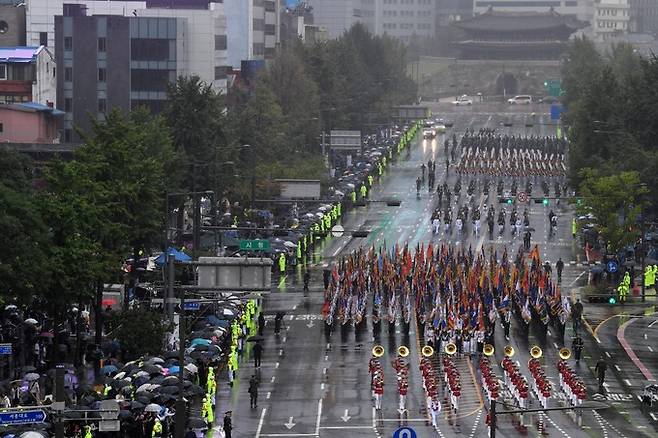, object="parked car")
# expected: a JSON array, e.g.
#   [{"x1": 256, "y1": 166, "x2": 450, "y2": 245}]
[
  {"x1": 452, "y1": 95, "x2": 473, "y2": 106},
  {"x1": 538, "y1": 95, "x2": 560, "y2": 104},
  {"x1": 508, "y1": 95, "x2": 532, "y2": 105}
]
